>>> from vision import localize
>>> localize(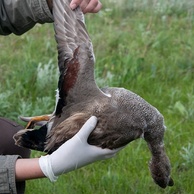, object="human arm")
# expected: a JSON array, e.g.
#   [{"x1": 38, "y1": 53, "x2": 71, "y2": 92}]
[
  {"x1": 15, "y1": 116, "x2": 121, "y2": 182},
  {"x1": 15, "y1": 158, "x2": 45, "y2": 181},
  {"x1": 0, "y1": 0, "x2": 53, "y2": 35},
  {"x1": 0, "y1": 0, "x2": 102, "y2": 36},
  {"x1": 0, "y1": 155, "x2": 21, "y2": 194},
  {"x1": 0, "y1": 156, "x2": 42, "y2": 193}
]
